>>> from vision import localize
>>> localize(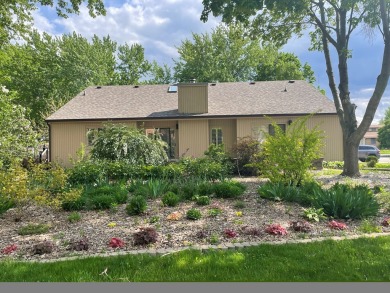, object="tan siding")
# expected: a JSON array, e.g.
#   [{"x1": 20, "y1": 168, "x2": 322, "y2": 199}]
[
  {"x1": 178, "y1": 120, "x2": 209, "y2": 157},
  {"x1": 50, "y1": 121, "x2": 136, "y2": 167},
  {"x1": 209, "y1": 119, "x2": 237, "y2": 154},
  {"x1": 178, "y1": 84, "x2": 208, "y2": 114},
  {"x1": 237, "y1": 115, "x2": 343, "y2": 161}
]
